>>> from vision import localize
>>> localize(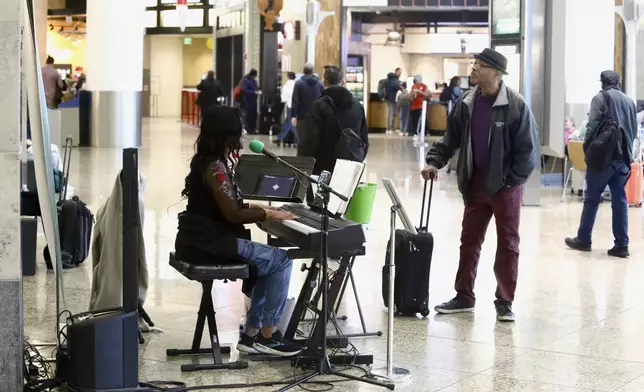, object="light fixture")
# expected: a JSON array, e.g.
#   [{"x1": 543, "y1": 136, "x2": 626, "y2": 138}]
[
  {"x1": 387, "y1": 31, "x2": 401, "y2": 40},
  {"x1": 59, "y1": 25, "x2": 64, "y2": 32},
  {"x1": 49, "y1": 24, "x2": 54, "y2": 31},
  {"x1": 177, "y1": 0, "x2": 188, "y2": 32}
]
